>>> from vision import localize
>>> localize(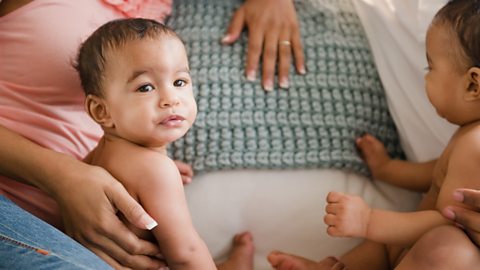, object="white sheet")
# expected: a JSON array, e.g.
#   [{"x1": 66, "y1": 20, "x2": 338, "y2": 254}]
[
  {"x1": 186, "y1": 170, "x2": 419, "y2": 269},
  {"x1": 185, "y1": 1, "x2": 451, "y2": 269}
]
